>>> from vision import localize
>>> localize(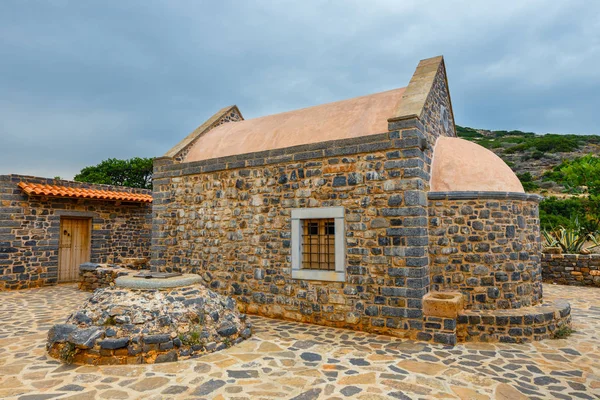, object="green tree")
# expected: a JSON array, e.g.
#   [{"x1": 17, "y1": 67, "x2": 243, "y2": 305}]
[{"x1": 74, "y1": 157, "x2": 153, "y2": 189}]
